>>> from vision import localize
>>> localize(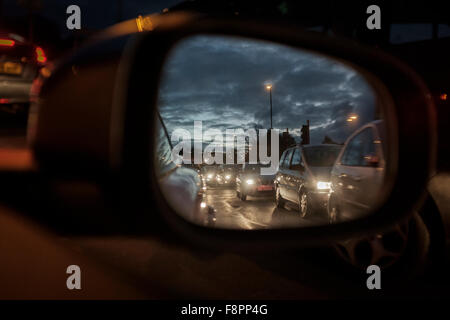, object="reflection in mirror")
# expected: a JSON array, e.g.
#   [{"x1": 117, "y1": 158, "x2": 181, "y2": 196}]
[{"x1": 155, "y1": 35, "x2": 389, "y2": 230}]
